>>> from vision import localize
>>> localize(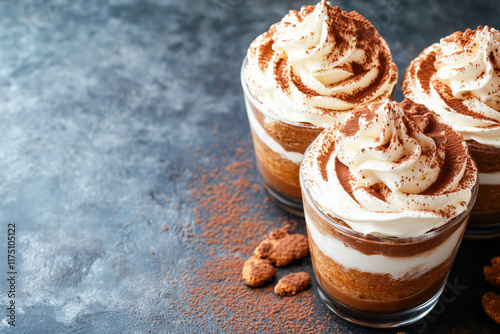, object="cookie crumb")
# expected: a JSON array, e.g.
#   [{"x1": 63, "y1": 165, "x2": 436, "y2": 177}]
[
  {"x1": 254, "y1": 227, "x2": 309, "y2": 266},
  {"x1": 275, "y1": 272, "x2": 311, "y2": 296},
  {"x1": 482, "y1": 292, "x2": 500, "y2": 325},
  {"x1": 242, "y1": 256, "x2": 275, "y2": 287},
  {"x1": 484, "y1": 256, "x2": 500, "y2": 288}
]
